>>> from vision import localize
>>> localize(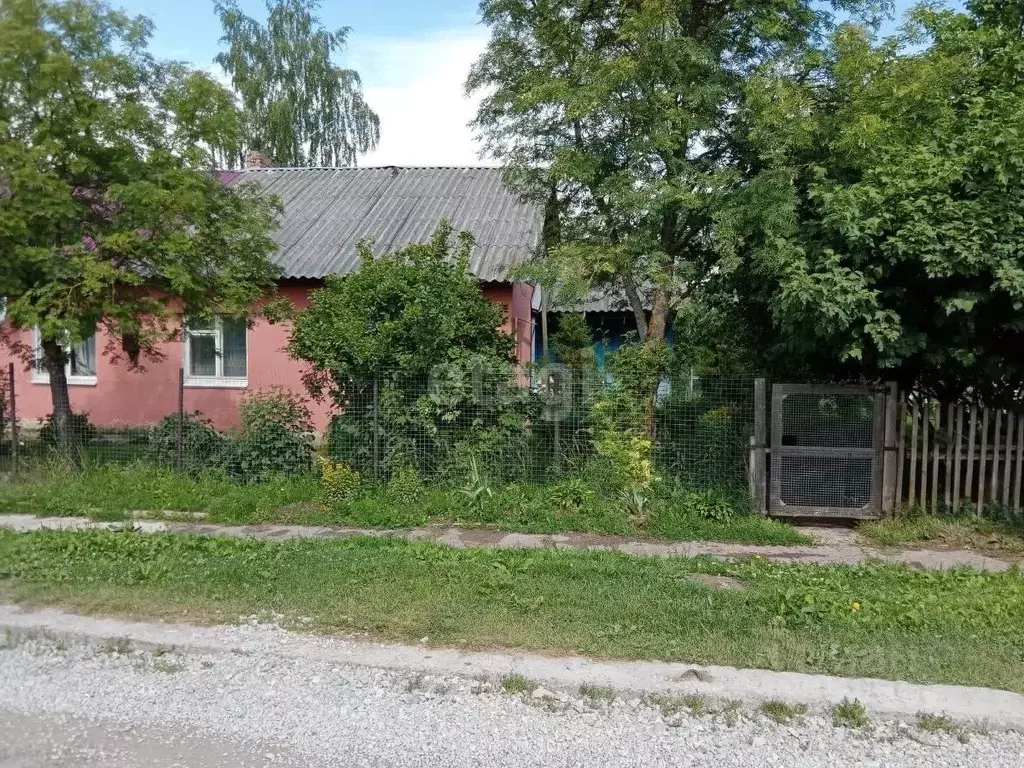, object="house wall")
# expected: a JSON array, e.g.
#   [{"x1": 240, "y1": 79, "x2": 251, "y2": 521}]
[{"x1": 2, "y1": 281, "x2": 536, "y2": 434}]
